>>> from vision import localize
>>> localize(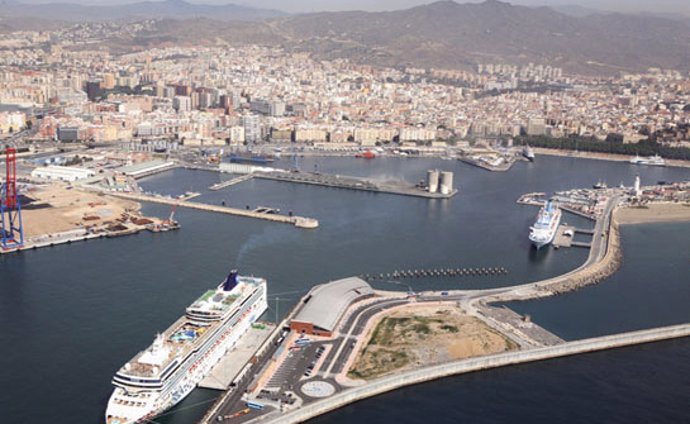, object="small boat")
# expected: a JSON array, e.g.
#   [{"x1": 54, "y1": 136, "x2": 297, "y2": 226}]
[{"x1": 593, "y1": 180, "x2": 608, "y2": 189}]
